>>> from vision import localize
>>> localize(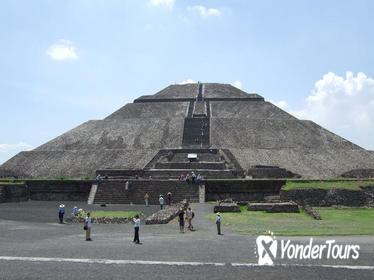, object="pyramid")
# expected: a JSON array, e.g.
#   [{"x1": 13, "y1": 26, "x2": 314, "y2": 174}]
[{"x1": 1, "y1": 83, "x2": 374, "y2": 178}]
